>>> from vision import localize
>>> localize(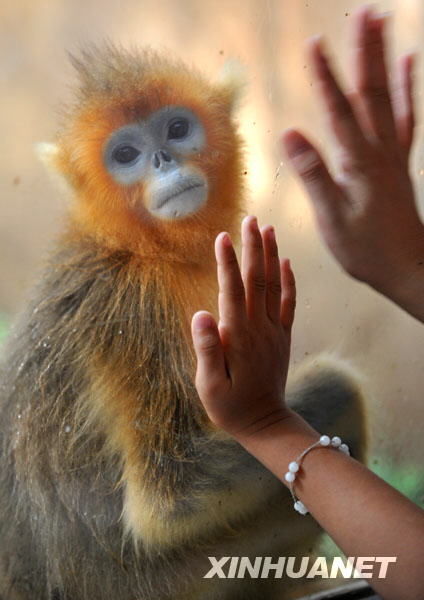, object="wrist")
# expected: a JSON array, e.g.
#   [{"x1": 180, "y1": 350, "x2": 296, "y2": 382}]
[
  {"x1": 231, "y1": 406, "x2": 295, "y2": 439},
  {"x1": 234, "y1": 409, "x2": 320, "y2": 485},
  {"x1": 234, "y1": 408, "x2": 313, "y2": 441}
]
